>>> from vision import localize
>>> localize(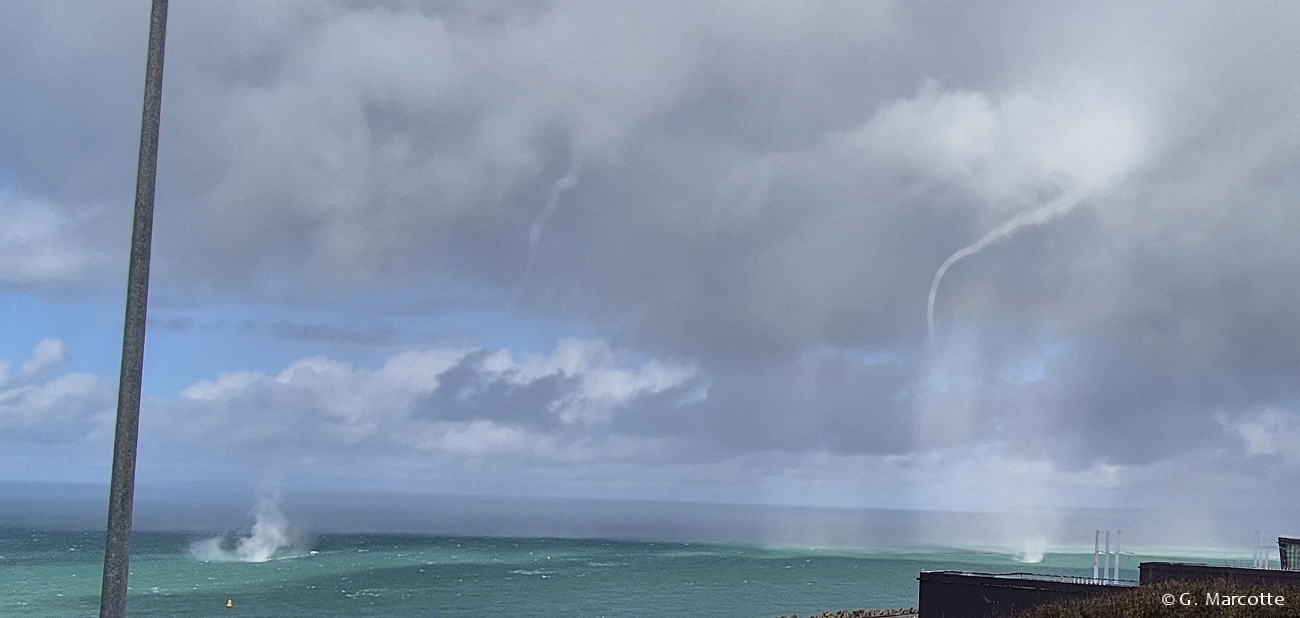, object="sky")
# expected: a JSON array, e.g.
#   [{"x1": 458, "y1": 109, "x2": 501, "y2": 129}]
[{"x1": 3, "y1": 1, "x2": 1300, "y2": 545}]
